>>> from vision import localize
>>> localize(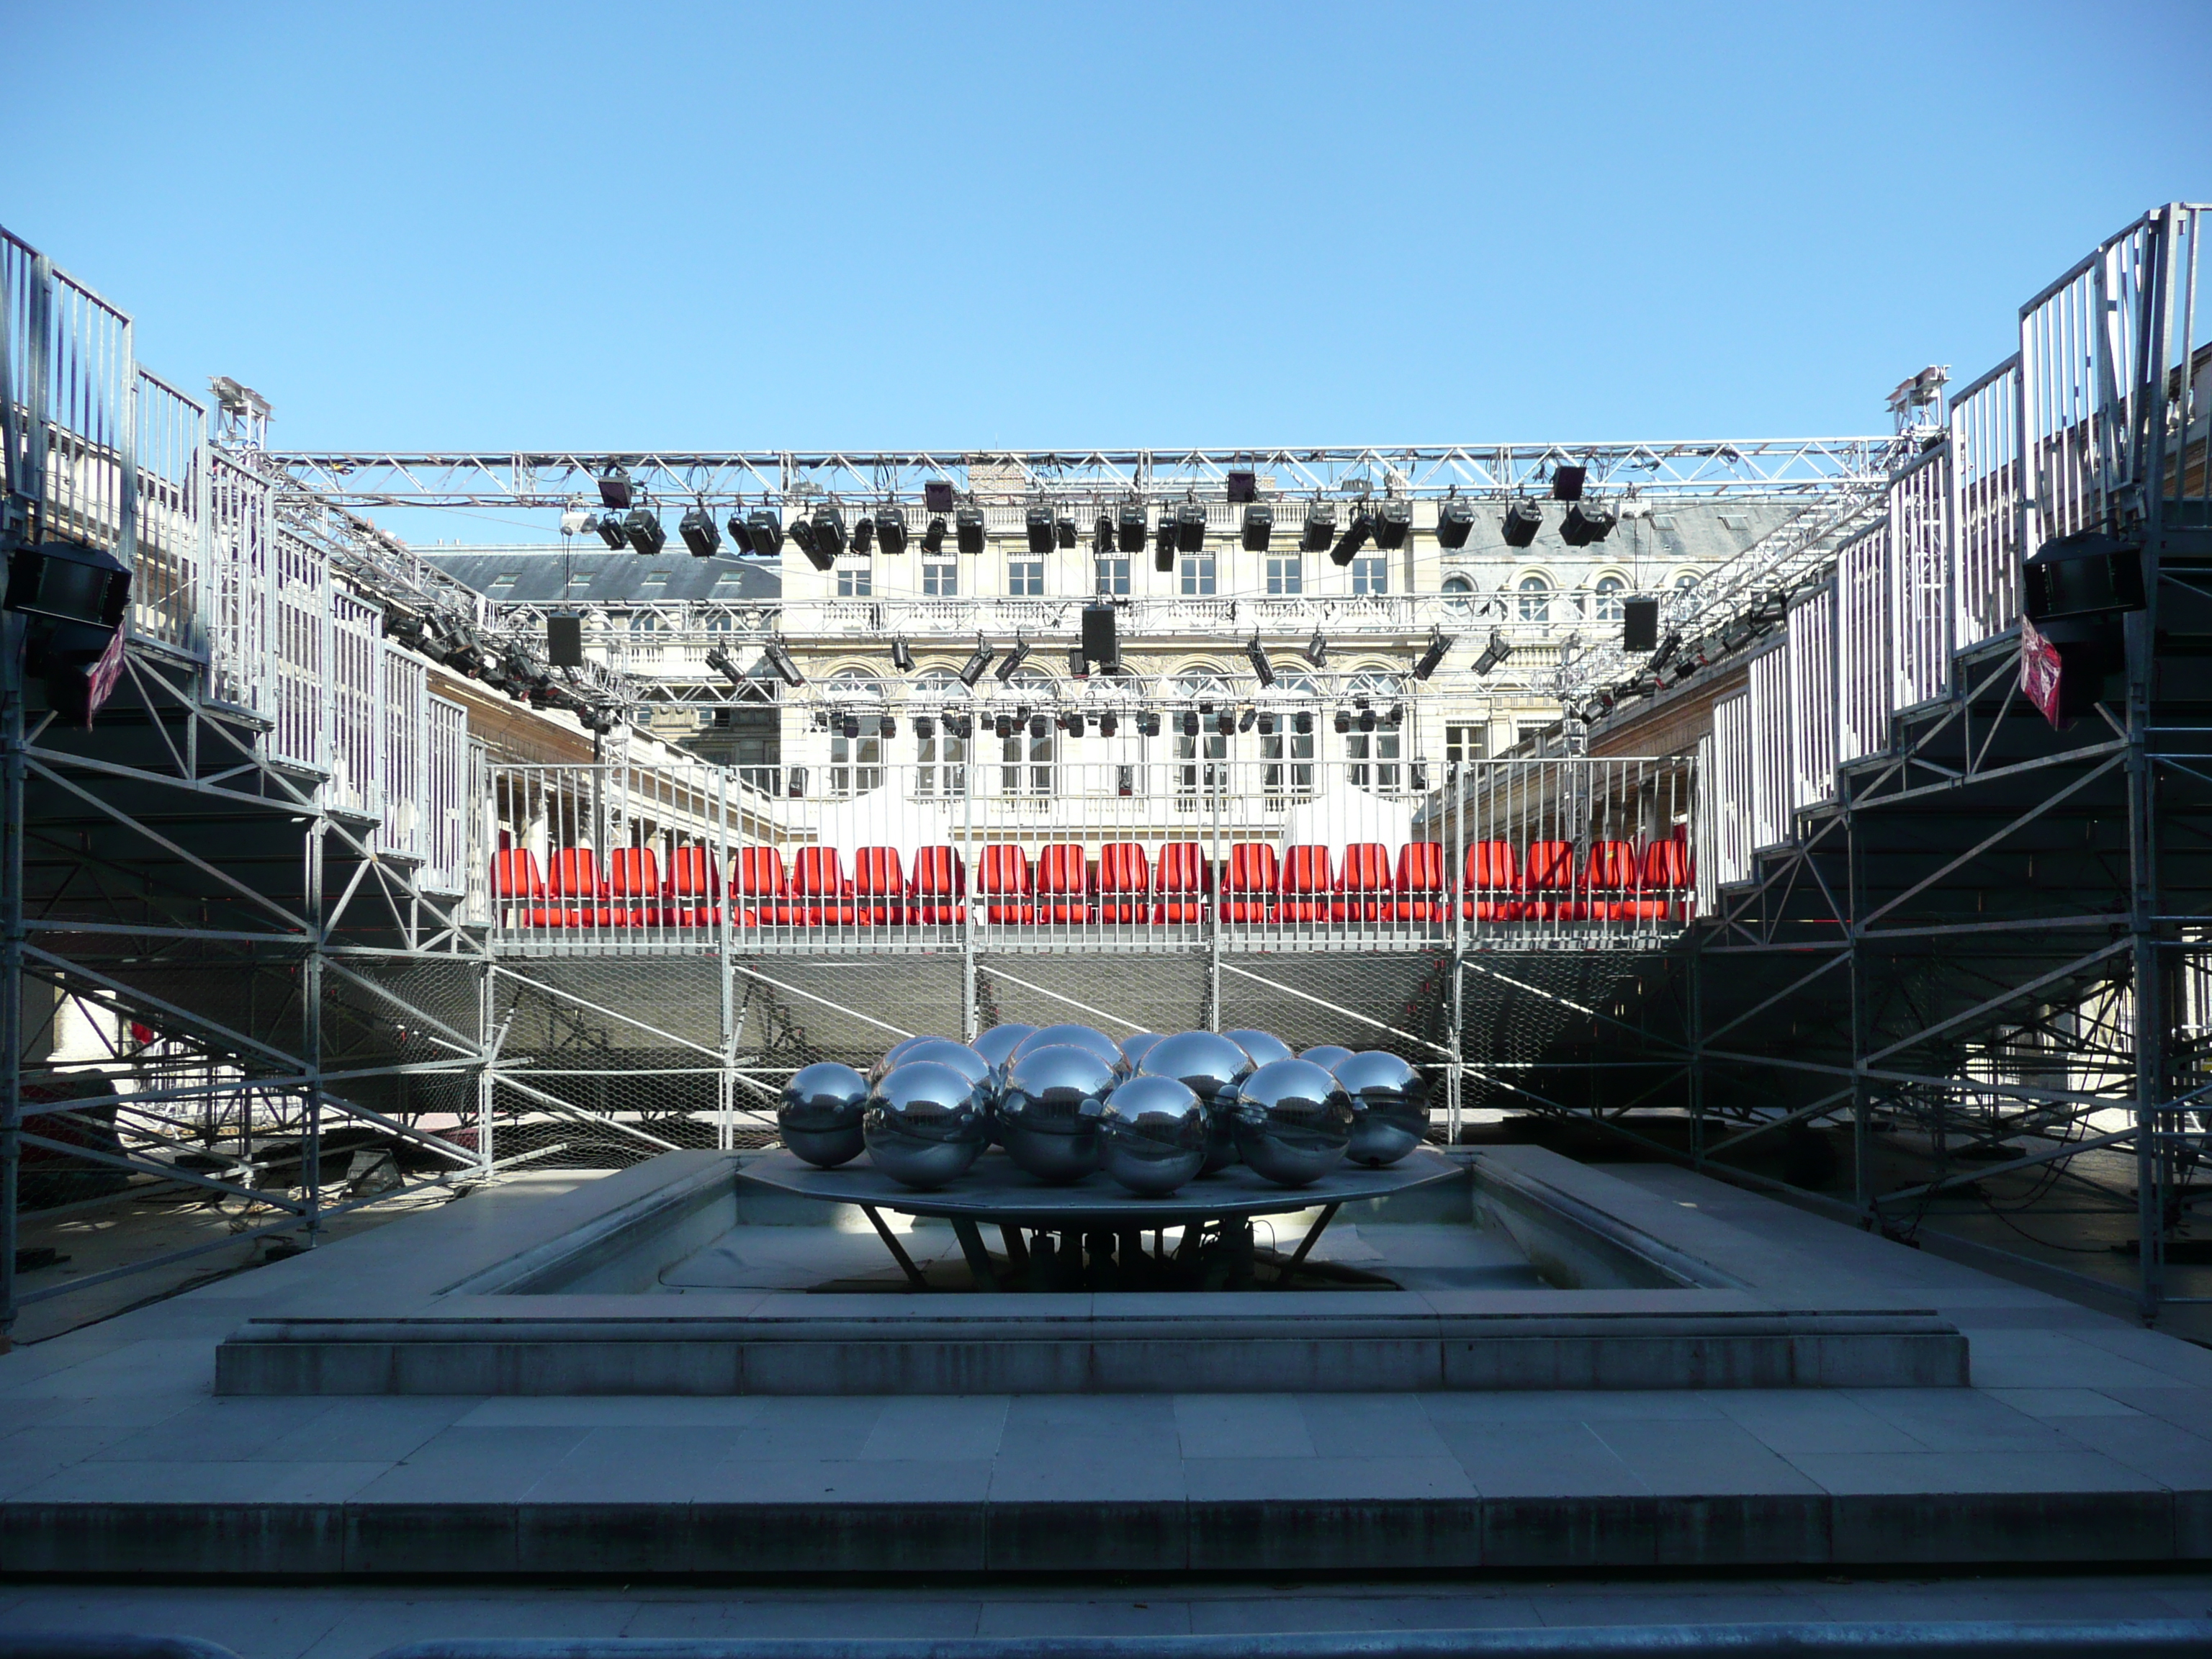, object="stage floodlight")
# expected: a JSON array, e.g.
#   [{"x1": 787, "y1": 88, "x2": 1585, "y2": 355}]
[
  {"x1": 1068, "y1": 644, "x2": 1089, "y2": 677},
  {"x1": 851, "y1": 514, "x2": 875, "y2": 556},
  {"x1": 1436, "y1": 498, "x2": 1475, "y2": 549},
  {"x1": 891, "y1": 637, "x2": 914, "y2": 674},
  {"x1": 1501, "y1": 500, "x2": 1542, "y2": 549},
  {"x1": 1055, "y1": 511, "x2": 1078, "y2": 549},
  {"x1": 1175, "y1": 501, "x2": 1206, "y2": 552},
  {"x1": 1472, "y1": 627, "x2": 1511, "y2": 677},
  {"x1": 1138, "y1": 711, "x2": 1159, "y2": 737},
  {"x1": 813, "y1": 504, "x2": 848, "y2": 558},
  {"x1": 879, "y1": 715, "x2": 897, "y2": 739},
  {"x1": 1375, "y1": 498, "x2": 1413, "y2": 550},
  {"x1": 1029, "y1": 713, "x2": 1048, "y2": 740},
  {"x1": 956, "y1": 506, "x2": 986, "y2": 553},
  {"x1": 993, "y1": 713, "x2": 1012, "y2": 739},
  {"x1": 1334, "y1": 709, "x2": 1352, "y2": 735},
  {"x1": 1294, "y1": 710, "x2": 1313, "y2": 736},
  {"x1": 559, "y1": 508, "x2": 590, "y2": 536},
  {"x1": 1300, "y1": 500, "x2": 1336, "y2": 552},
  {"x1": 994, "y1": 637, "x2": 1032, "y2": 682},
  {"x1": 1154, "y1": 514, "x2": 1176, "y2": 573},
  {"x1": 547, "y1": 614, "x2": 585, "y2": 667},
  {"x1": 1331, "y1": 505, "x2": 1374, "y2": 567},
  {"x1": 1241, "y1": 503, "x2": 1273, "y2": 552},
  {"x1": 840, "y1": 714, "x2": 861, "y2": 741},
  {"x1": 1061, "y1": 711, "x2": 1085, "y2": 737},
  {"x1": 1081, "y1": 601, "x2": 1118, "y2": 667},
  {"x1": 1215, "y1": 710, "x2": 1236, "y2": 737},
  {"x1": 1550, "y1": 464, "x2": 1587, "y2": 502},
  {"x1": 1180, "y1": 711, "x2": 1200, "y2": 738},
  {"x1": 1094, "y1": 513, "x2": 1115, "y2": 554},
  {"x1": 746, "y1": 508, "x2": 784, "y2": 556},
  {"x1": 624, "y1": 508, "x2": 666, "y2": 557},
  {"x1": 1237, "y1": 707, "x2": 1256, "y2": 734},
  {"x1": 1226, "y1": 469, "x2": 1257, "y2": 504},
  {"x1": 705, "y1": 644, "x2": 741, "y2": 685},
  {"x1": 1622, "y1": 596, "x2": 1660, "y2": 653},
  {"x1": 1411, "y1": 627, "x2": 1453, "y2": 682},
  {"x1": 922, "y1": 515, "x2": 947, "y2": 552},
  {"x1": 1649, "y1": 630, "x2": 1681, "y2": 671},
  {"x1": 1560, "y1": 502, "x2": 1616, "y2": 547},
  {"x1": 957, "y1": 637, "x2": 997, "y2": 687},
  {"x1": 1118, "y1": 500, "x2": 1147, "y2": 553},
  {"x1": 788, "y1": 515, "x2": 831, "y2": 571},
  {"x1": 1303, "y1": 627, "x2": 1328, "y2": 670},
  {"x1": 763, "y1": 639, "x2": 804, "y2": 687},
  {"x1": 1099, "y1": 711, "x2": 1118, "y2": 738},
  {"x1": 1256, "y1": 711, "x2": 1275, "y2": 736},
  {"x1": 1357, "y1": 708, "x2": 1377, "y2": 733},
  {"x1": 876, "y1": 505, "x2": 907, "y2": 554},
  {"x1": 947, "y1": 713, "x2": 974, "y2": 740},
  {"x1": 591, "y1": 514, "x2": 627, "y2": 550},
  {"x1": 680, "y1": 505, "x2": 720, "y2": 559},
  {"x1": 1244, "y1": 633, "x2": 1276, "y2": 688},
  {"x1": 914, "y1": 714, "x2": 936, "y2": 741},
  {"x1": 1026, "y1": 505, "x2": 1053, "y2": 554},
  {"x1": 724, "y1": 512, "x2": 756, "y2": 555},
  {"x1": 598, "y1": 465, "x2": 634, "y2": 510}
]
